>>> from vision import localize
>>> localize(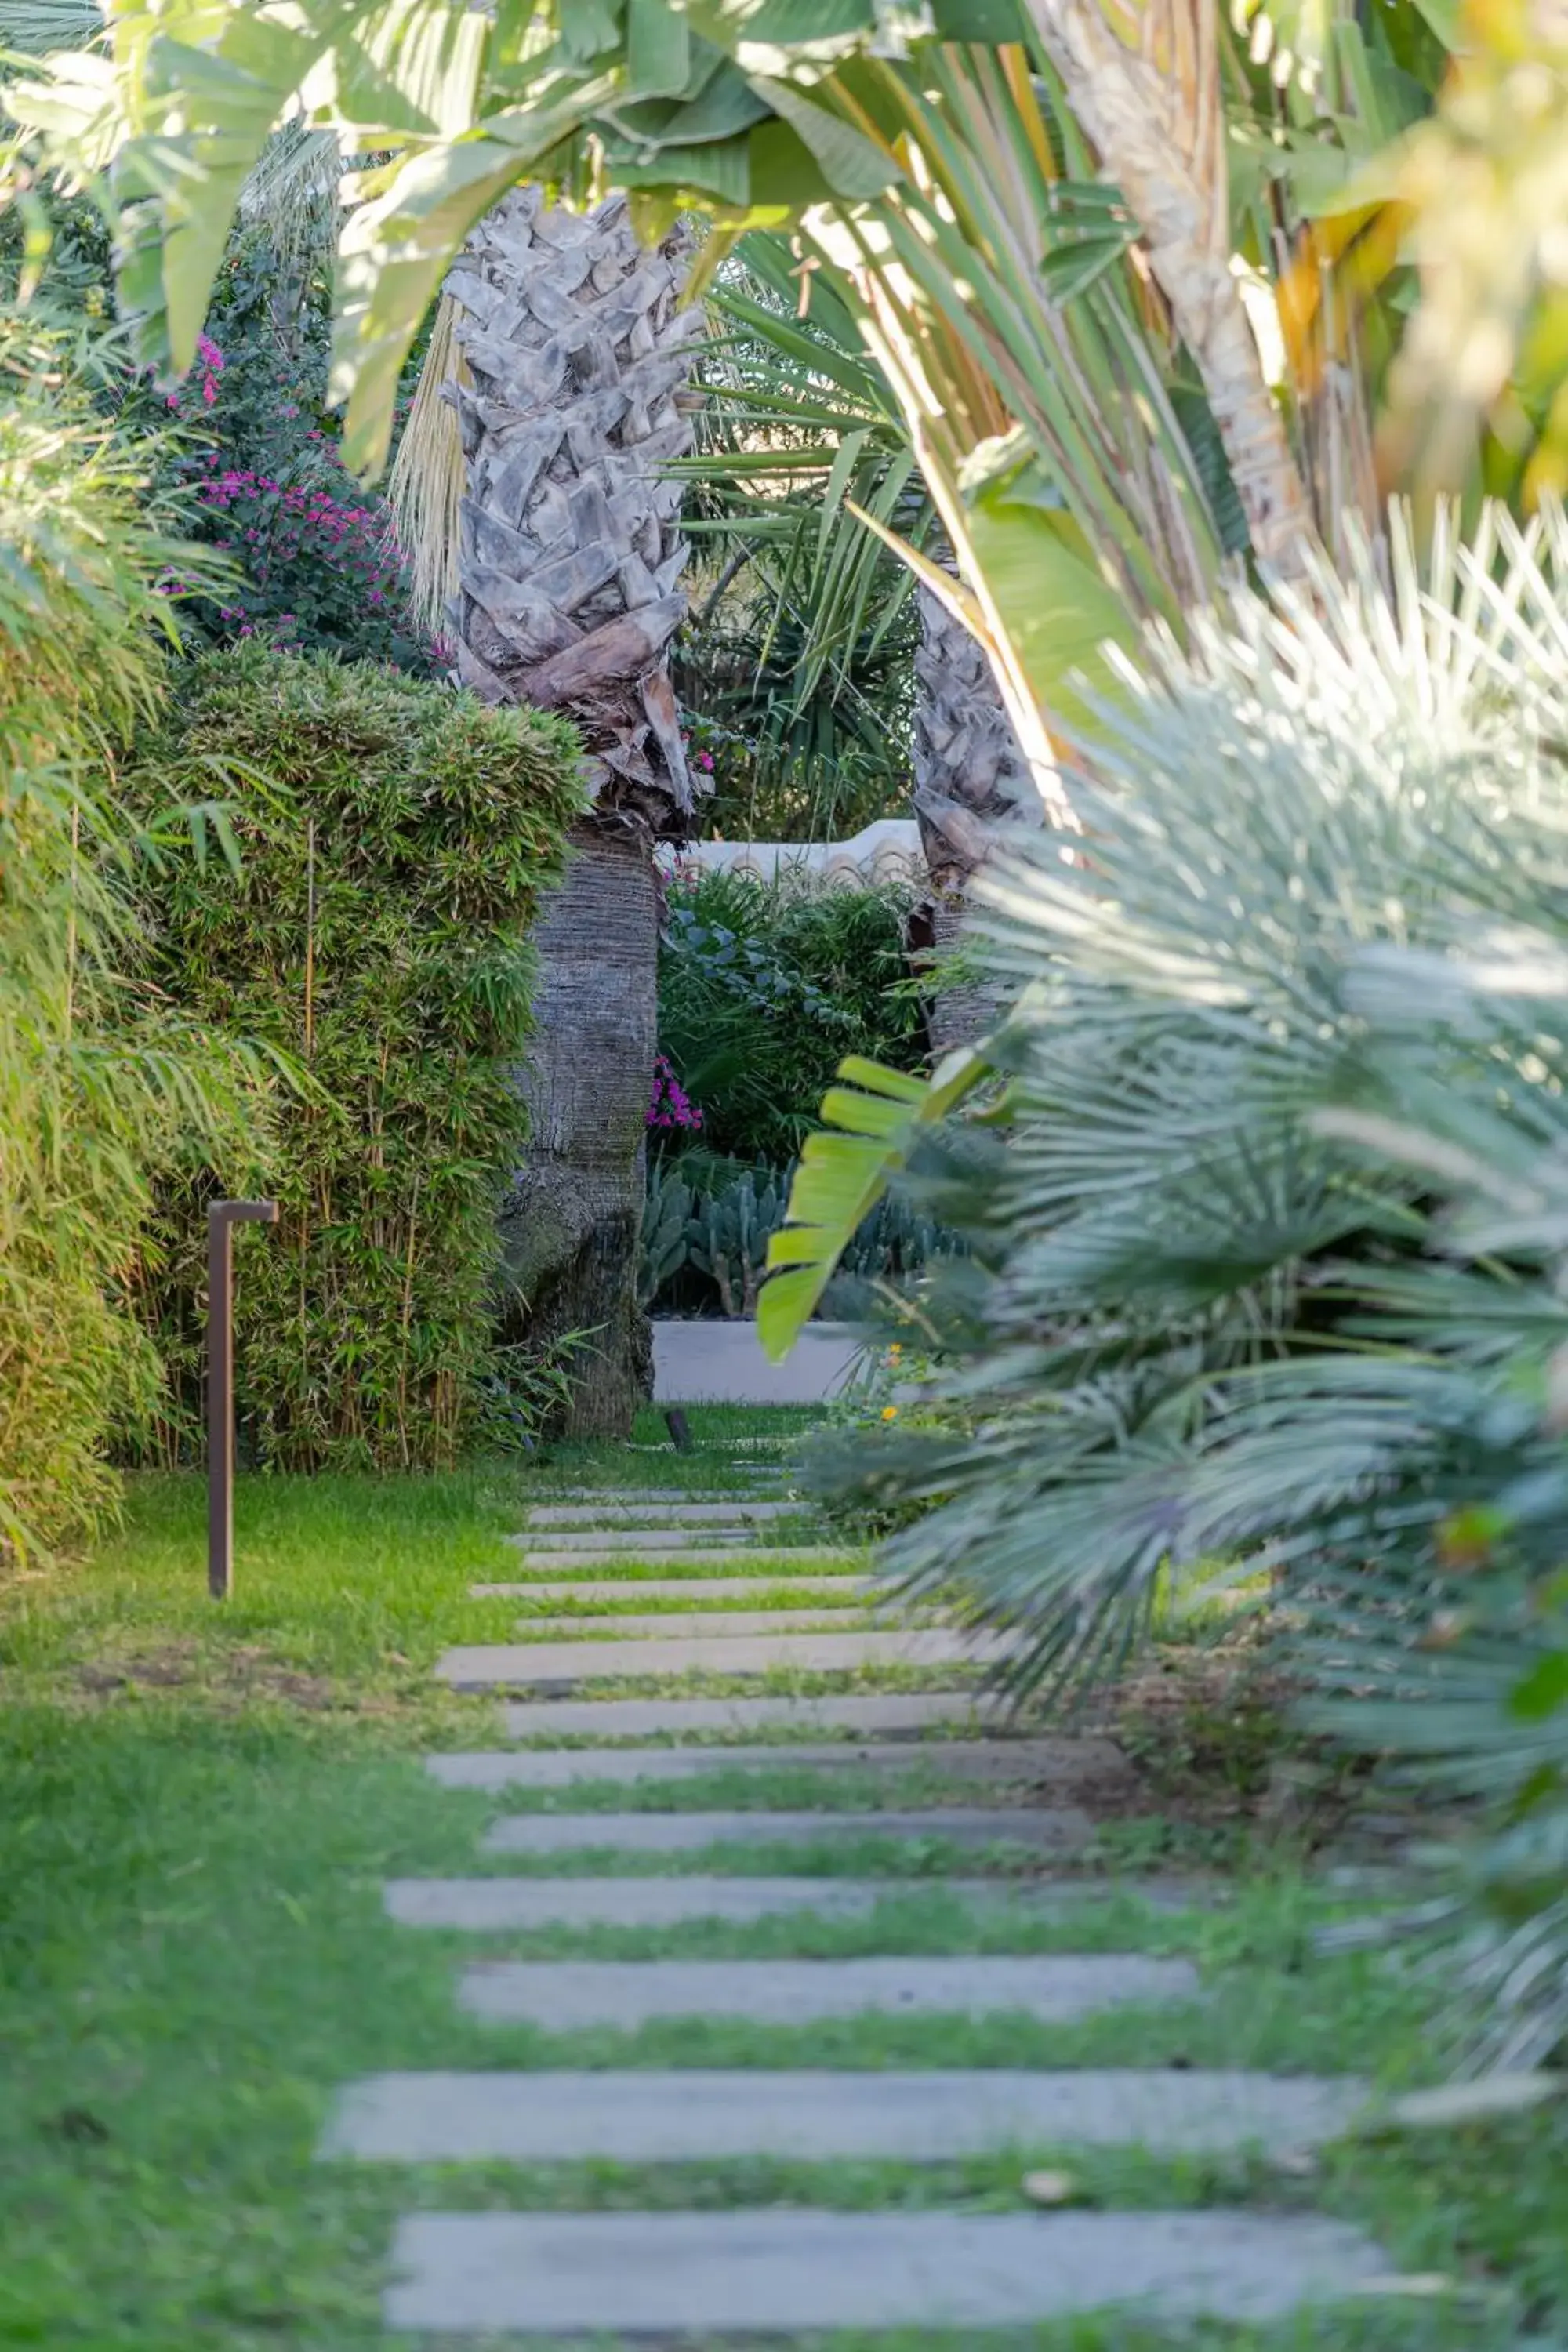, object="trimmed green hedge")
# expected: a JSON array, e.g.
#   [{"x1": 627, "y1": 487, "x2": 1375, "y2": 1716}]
[{"x1": 128, "y1": 645, "x2": 584, "y2": 1472}]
